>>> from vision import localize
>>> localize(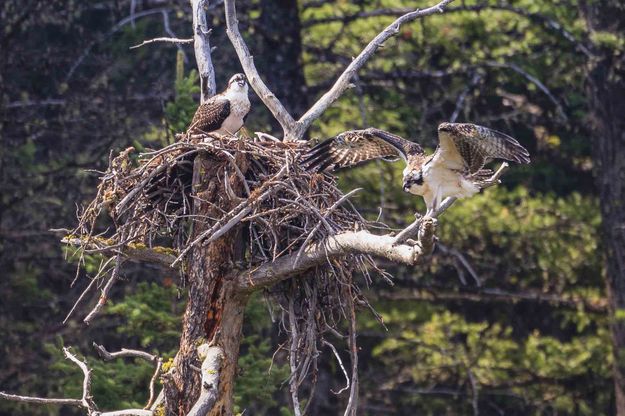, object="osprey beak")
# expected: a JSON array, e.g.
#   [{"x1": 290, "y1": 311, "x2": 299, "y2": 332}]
[{"x1": 438, "y1": 122, "x2": 453, "y2": 132}]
